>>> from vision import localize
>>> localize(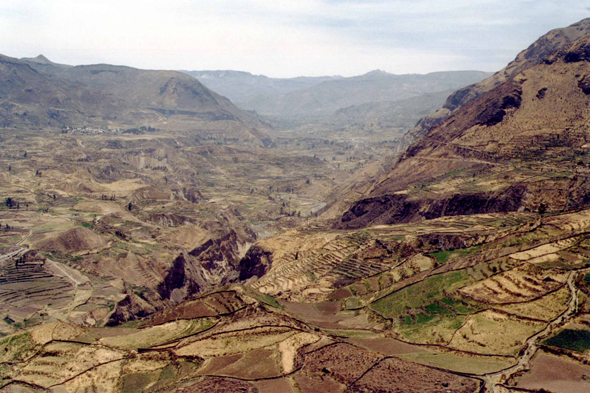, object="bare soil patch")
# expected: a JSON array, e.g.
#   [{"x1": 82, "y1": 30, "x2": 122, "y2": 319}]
[
  {"x1": 212, "y1": 348, "x2": 282, "y2": 379},
  {"x1": 515, "y1": 351, "x2": 590, "y2": 393},
  {"x1": 348, "y1": 356, "x2": 480, "y2": 393},
  {"x1": 254, "y1": 378, "x2": 295, "y2": 393},
  {"x1": 180, "y1": 376, "x2": 258, "y2": 393},
  {"x1": 347, "y1": 336, "x2": 424, "y2": 356}
]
